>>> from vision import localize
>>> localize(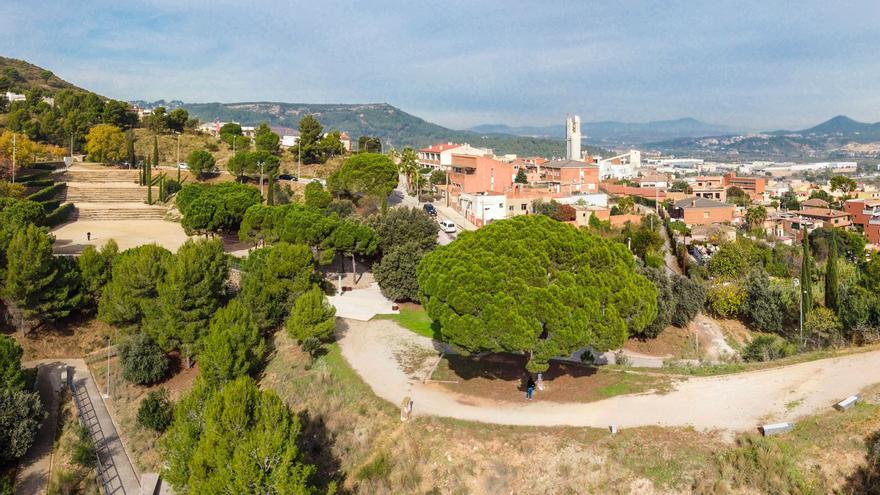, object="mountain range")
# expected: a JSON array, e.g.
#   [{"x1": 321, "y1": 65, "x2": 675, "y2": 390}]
[
  {"x1": 649, "y1": 115, "x2": 880, "y2": 160},
  {"x1": 471, "y1": 118, "x2": 739, "y2": 146}
]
